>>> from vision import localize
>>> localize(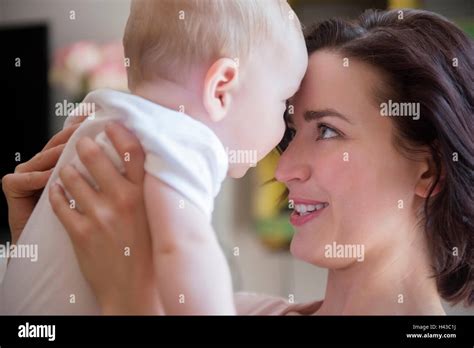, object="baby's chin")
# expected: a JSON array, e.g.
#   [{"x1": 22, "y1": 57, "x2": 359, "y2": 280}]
[{"x1": 227, "y1": 164, "x2": 253, "y2": 179}]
